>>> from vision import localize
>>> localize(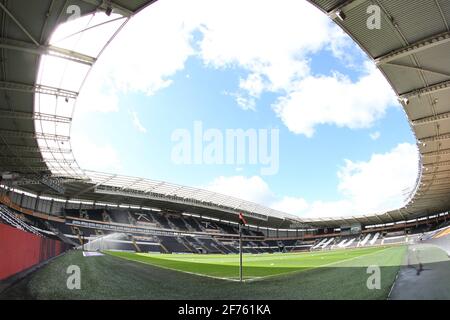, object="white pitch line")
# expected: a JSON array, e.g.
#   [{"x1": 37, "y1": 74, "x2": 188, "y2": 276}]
[
  {"x1": 109, "y1": 246, "x2": 399, "y2": 283},
  {"x1": 108, "y1": 253, "x2": 244, "y2": 282},
  {"x1": 244, "y1": 247, "x2": 397, "y2": 283}
]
